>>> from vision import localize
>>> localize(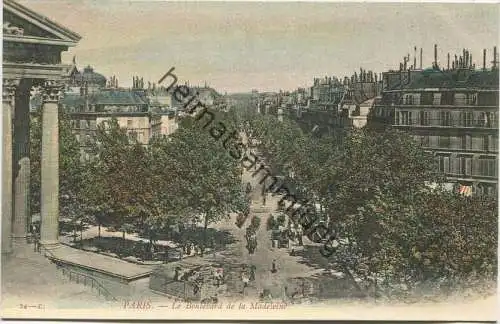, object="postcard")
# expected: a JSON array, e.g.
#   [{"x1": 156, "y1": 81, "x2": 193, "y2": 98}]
[{"x1": 1, "y1": 0, "x2": 498, "y2": 321}]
